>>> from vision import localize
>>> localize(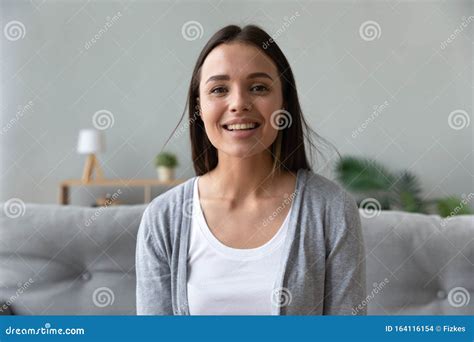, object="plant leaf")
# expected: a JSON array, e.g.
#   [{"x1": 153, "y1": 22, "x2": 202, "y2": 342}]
[
  {"x1": 335, "y1": 156, "x2": 395, "y2": 192},
  {"x1": 392, "y1": 171, "x2": 426, "y2": 213},
  {"x1": 436, "y1": 196, "x2": 473, "y2": 217}
]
